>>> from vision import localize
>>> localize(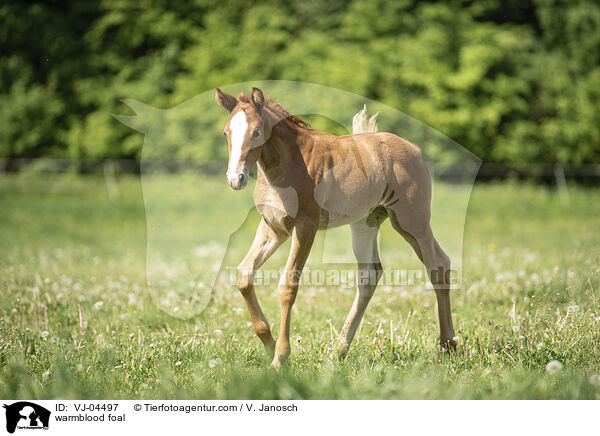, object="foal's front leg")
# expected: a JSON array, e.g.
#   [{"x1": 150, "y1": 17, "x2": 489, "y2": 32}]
[
  {"x1": 238, "y1": 218, "x2": 288, "y2": 356},
  {"x1": 271, "y1": 218, "x2": 317, "y2": 369}
]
